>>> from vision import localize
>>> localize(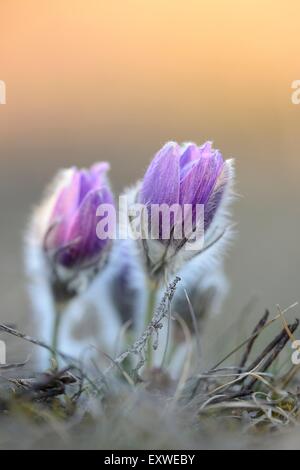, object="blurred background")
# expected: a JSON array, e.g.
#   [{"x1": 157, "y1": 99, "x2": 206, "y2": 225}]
[{"x1": 0, "y1": 0, "x2": 300, "y2": 363}]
